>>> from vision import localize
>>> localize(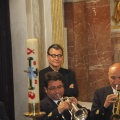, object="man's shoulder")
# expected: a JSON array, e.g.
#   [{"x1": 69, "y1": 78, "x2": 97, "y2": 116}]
[
  {"x1": 95, "y1": 86, "x2": 112, "y2": 93},
  {"x1": 41, "y1": 96, "x2": 48, "y2": 102},
  {"x1": 97, "y1": 86, "x2": 111, "y2": 90},
  {"x1": 39, "y1": 67, "x2": 50, "y2": 74},
  {"x1": 40, "y1": 96, "x2": 53, "y2": 106},
  {"x1": 60, "y1": 67, "x2": 73, "y2": 73}
]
